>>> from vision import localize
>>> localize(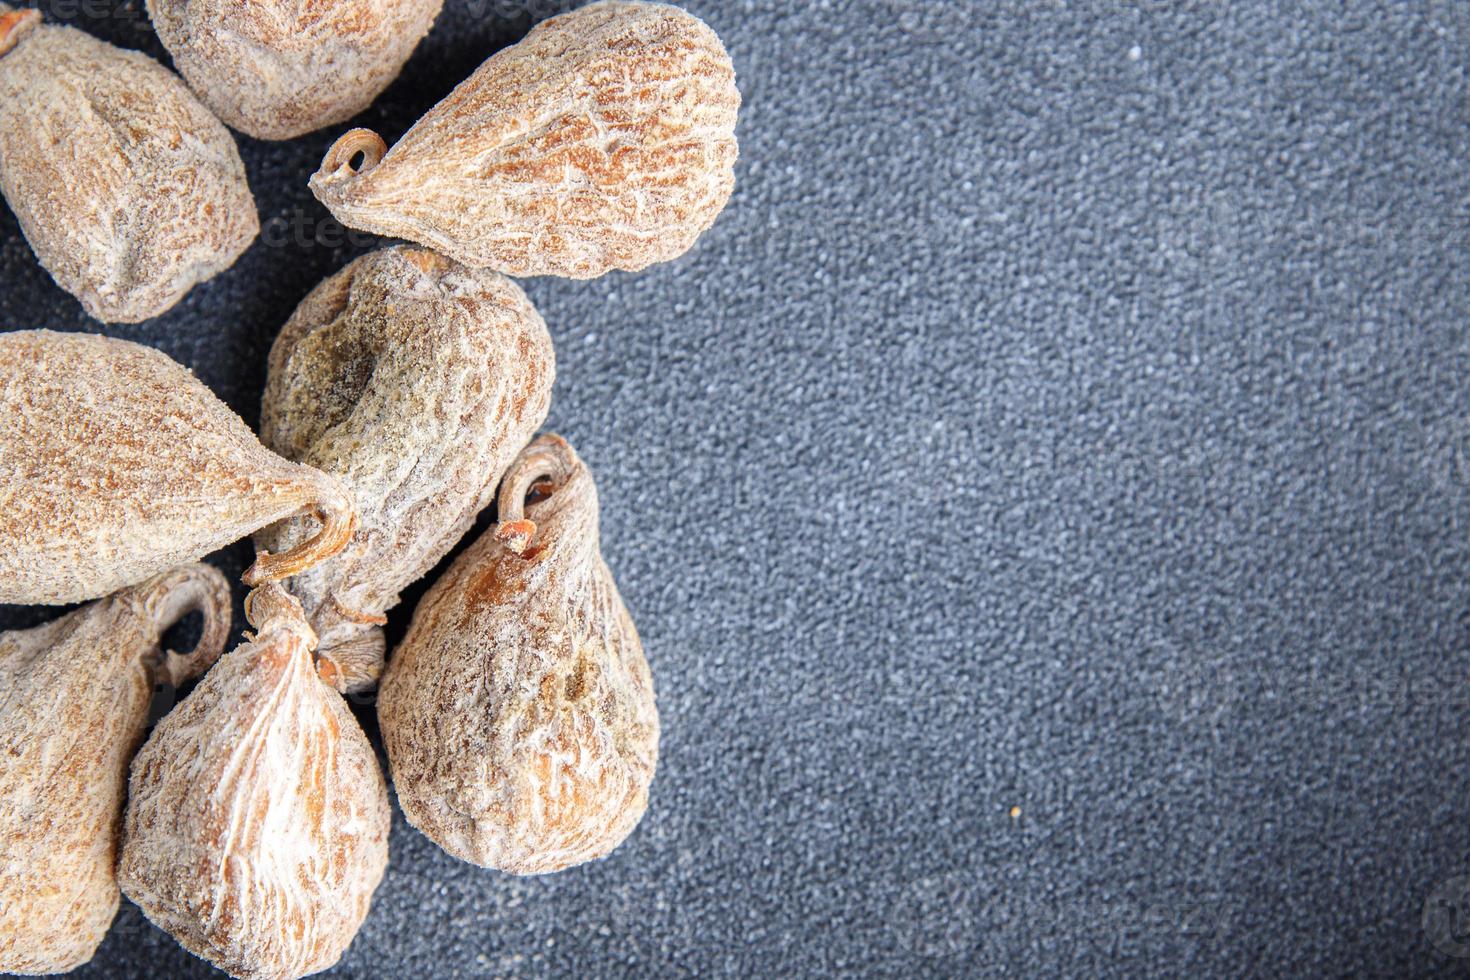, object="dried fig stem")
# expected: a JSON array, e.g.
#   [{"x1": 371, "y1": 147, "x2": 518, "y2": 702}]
[
  {"x1": 494, "y1": 436, "x2": 577, "y2": 554},
  {"x1": 243, "y1": 498, "x2": 358, "y2": 588},
  {"x1": 129, "y1": 564, "x2": 232, "y2": 687},
  {"x1": 243, "y1": 582, "x2": 319, "y2": 650},
  {"x1": 318, "y1": 128, "x2": 387, "y2": 179},
  {"x1": 0, "y1": 8, "x2": 40, "y2": 59}
]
